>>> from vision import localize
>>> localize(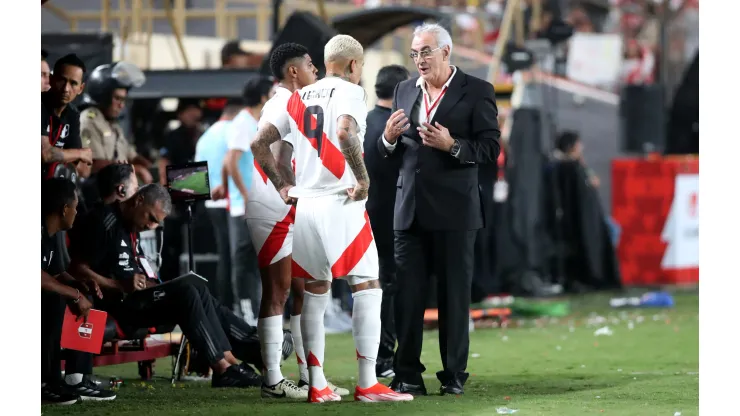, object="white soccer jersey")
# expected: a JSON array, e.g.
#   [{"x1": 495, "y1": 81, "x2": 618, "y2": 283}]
[
  {"x1": 245, "y1": 86, "x2": 295, "y2": 221},
  {"x1": 264, "y1": 77, "x2": 368, "y2": 198}
]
